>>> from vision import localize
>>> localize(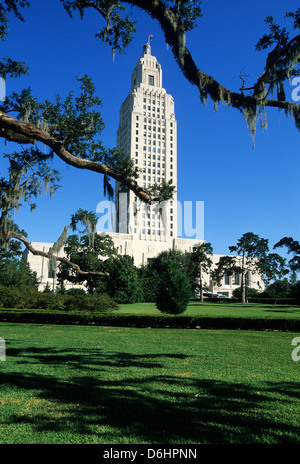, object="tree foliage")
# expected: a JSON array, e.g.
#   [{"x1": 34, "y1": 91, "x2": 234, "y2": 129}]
[
  {"x1": 156, "y1": 257, "x2": 192, "y2": 314},
  {"x1": 105, "y1": 254, "x2": 143, "y2": 303},
  {"x1": 274, "y1": 237, "x2": 300, "y2": 272},
  {"x1": 262, "y1": 252, "x2": 289, "y2": 286},
  {"x1": 214, "y1": 232, "x2": 269, "y2": 303},
  {"x1": 0, "y1": 0, "x2": 29, "y2": 41},
  {"x1": 191, "y1": 242, "x2": 213, "y2": 301},
  {"x1": 0, "y1": 236, "x2": 38, "y2": 287},
  {"x1": 59, "y1": 232, "x2": 118, "y2": 293}
]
